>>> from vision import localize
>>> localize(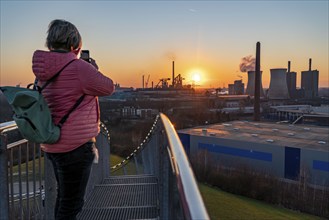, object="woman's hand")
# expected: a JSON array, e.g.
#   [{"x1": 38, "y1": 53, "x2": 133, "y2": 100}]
[{"x1": 89, "y1": 58, "x2": 99, "y2": 70}]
